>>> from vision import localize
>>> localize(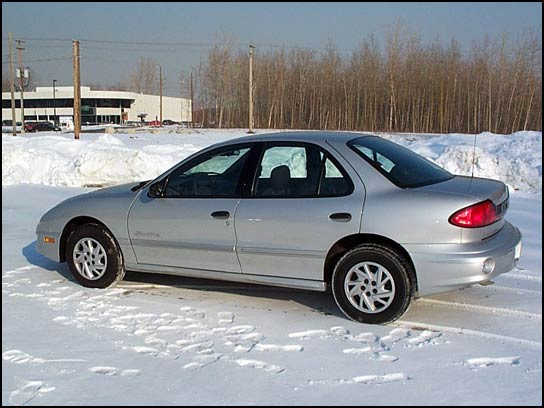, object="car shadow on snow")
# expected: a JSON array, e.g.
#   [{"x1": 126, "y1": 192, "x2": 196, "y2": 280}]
[
  {"x1": 123, "y1": 270, "x2": 345, "y2": 319},
  {"x1": 21, "y1": 241, "x2": 343, "y2": 319},
  {"x1": 22, "y1": 241, "x2": 74, "y2": 282}
]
